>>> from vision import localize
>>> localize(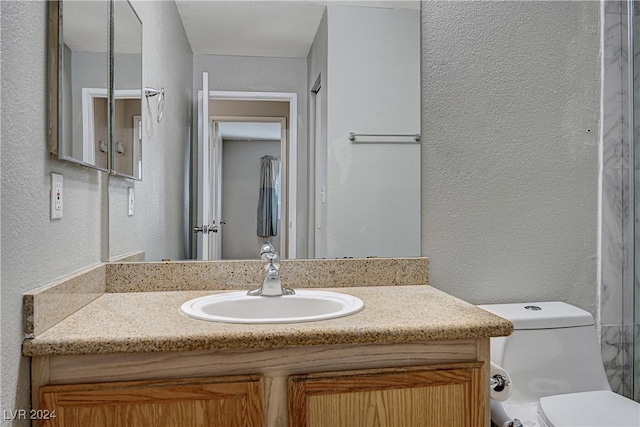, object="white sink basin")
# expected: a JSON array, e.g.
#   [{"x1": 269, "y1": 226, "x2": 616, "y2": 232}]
[{"x1": 180, "y1": 290, "x2": 365, "y2": 324}]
